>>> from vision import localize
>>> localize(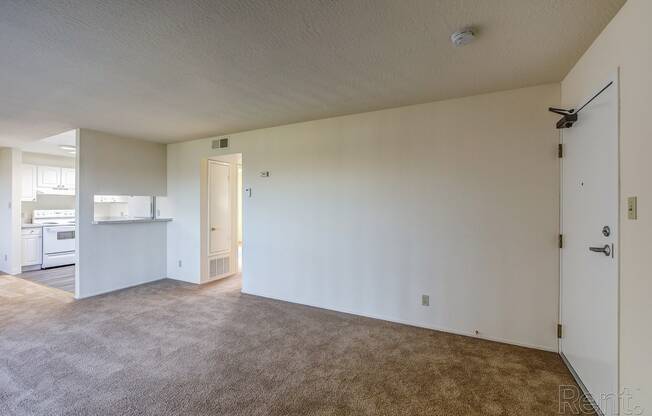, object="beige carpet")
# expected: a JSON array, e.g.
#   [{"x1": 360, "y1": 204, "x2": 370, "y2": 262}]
[{"x1": 0, "y1": 274, "x2": 590, "y2": 415}]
